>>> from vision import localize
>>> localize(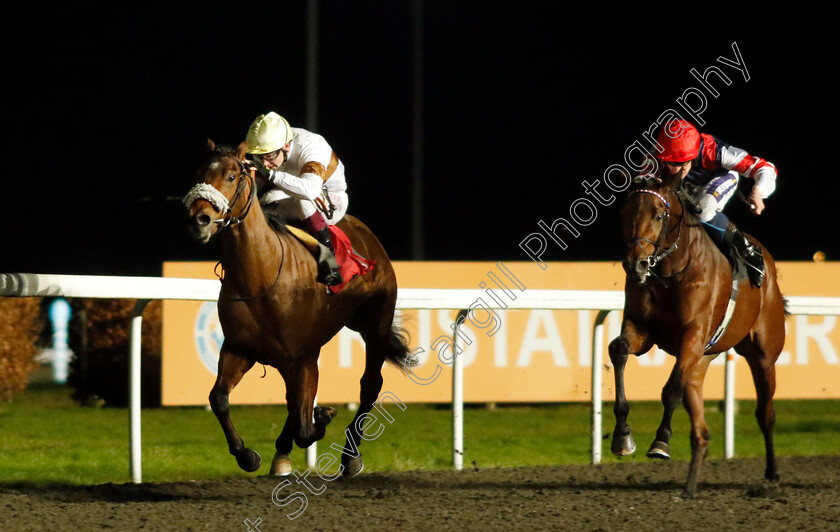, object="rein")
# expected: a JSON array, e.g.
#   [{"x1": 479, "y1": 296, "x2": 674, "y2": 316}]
[
  {"x1": 219, "y1": 234, "x2": 286, "y2": 302},
  {"x1": 186, "y1": 157, "x2": 286, "y2": 301},
  {"x1": 223, "y1": 161, "x2": 286, "y2": 301}
]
